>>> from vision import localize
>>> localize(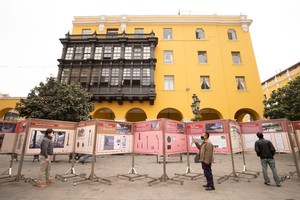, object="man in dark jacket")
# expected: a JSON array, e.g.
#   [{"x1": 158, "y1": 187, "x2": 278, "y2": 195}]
[
  {"x1": 36, "y1": 129, "x2": 54, "y2": 188},
  {"x1": 255, "y1": 132, "x2": 281, "y2": 187}
]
